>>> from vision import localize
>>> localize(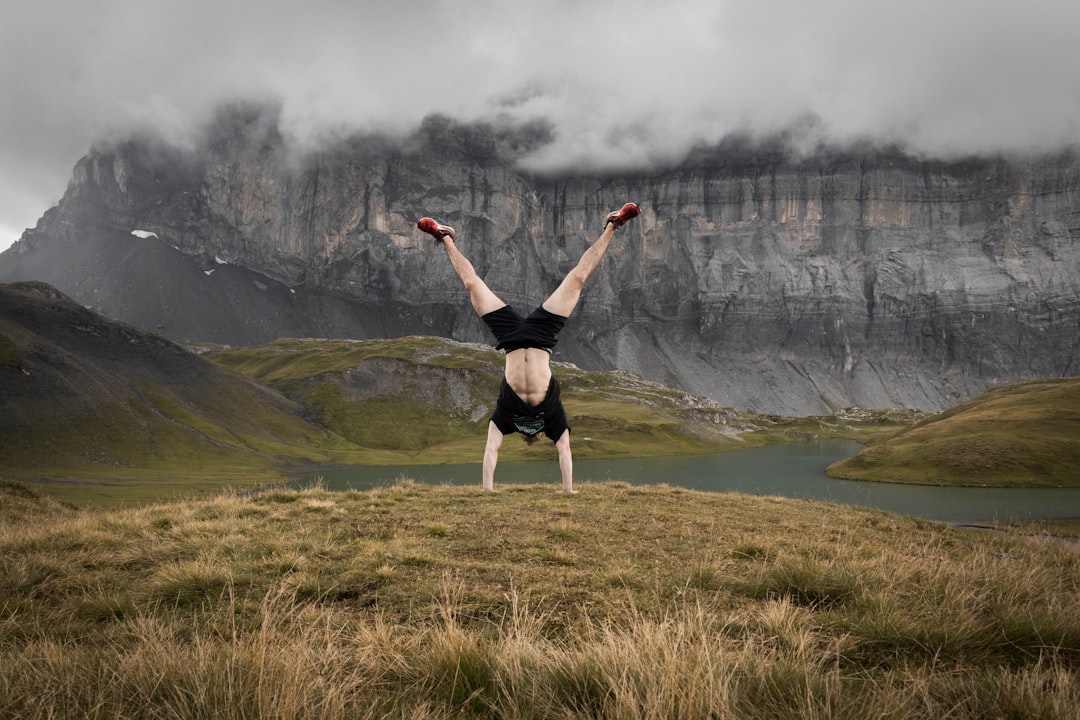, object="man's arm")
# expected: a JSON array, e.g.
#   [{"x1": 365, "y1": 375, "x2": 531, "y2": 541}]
[
  {"x1": 482, "y1": 421, "x2": 503, "y2": 491},
  {"x1": 555, "y1": 430, "x2": 576, "y2": 494}
]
